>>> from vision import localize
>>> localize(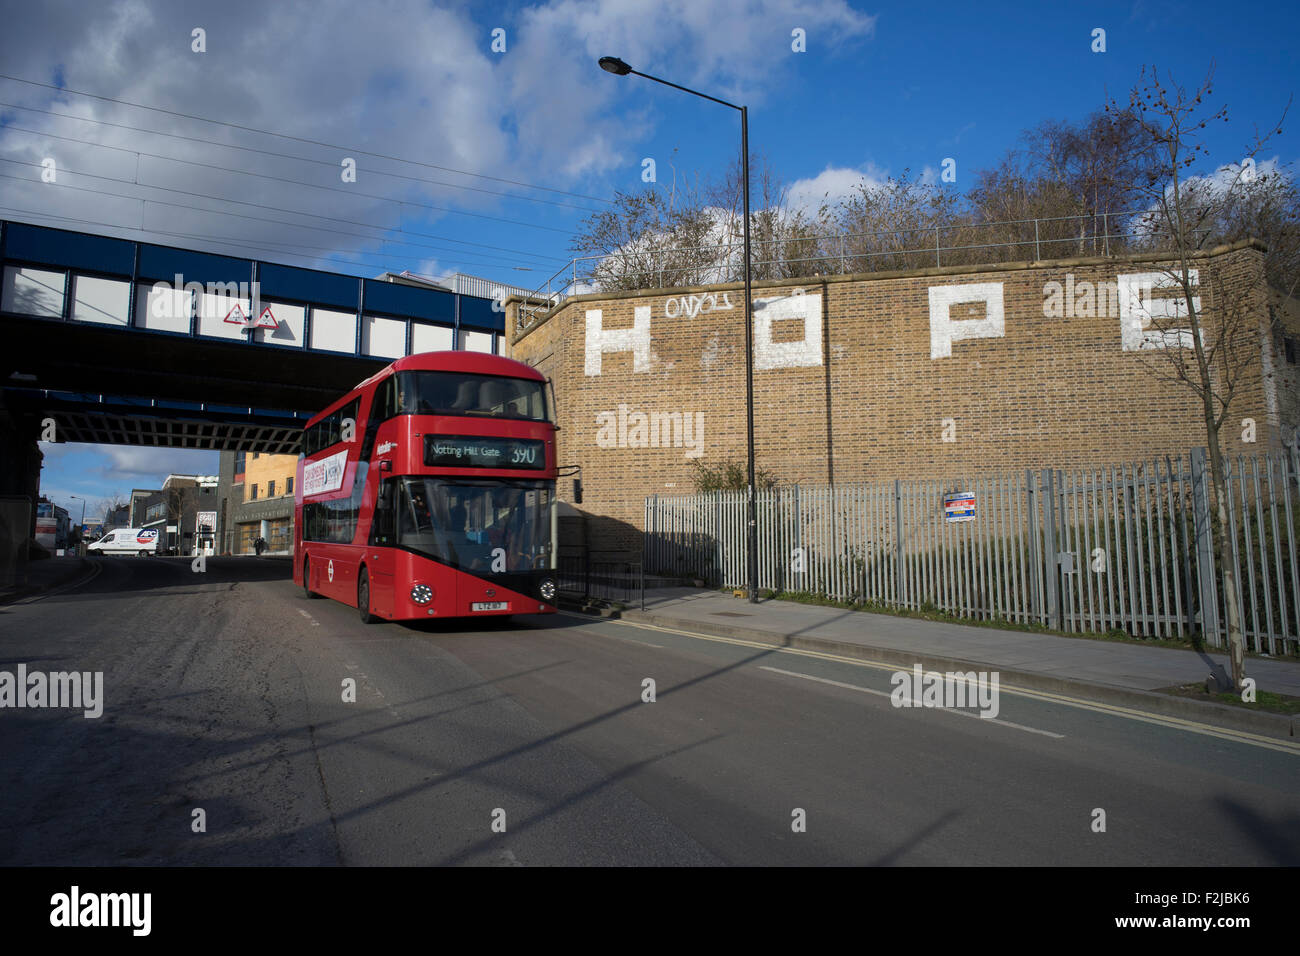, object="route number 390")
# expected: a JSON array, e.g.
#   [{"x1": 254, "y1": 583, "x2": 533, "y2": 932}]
[{"x1": 511, "y1": 446, "x2": 537, "y2": 464}]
